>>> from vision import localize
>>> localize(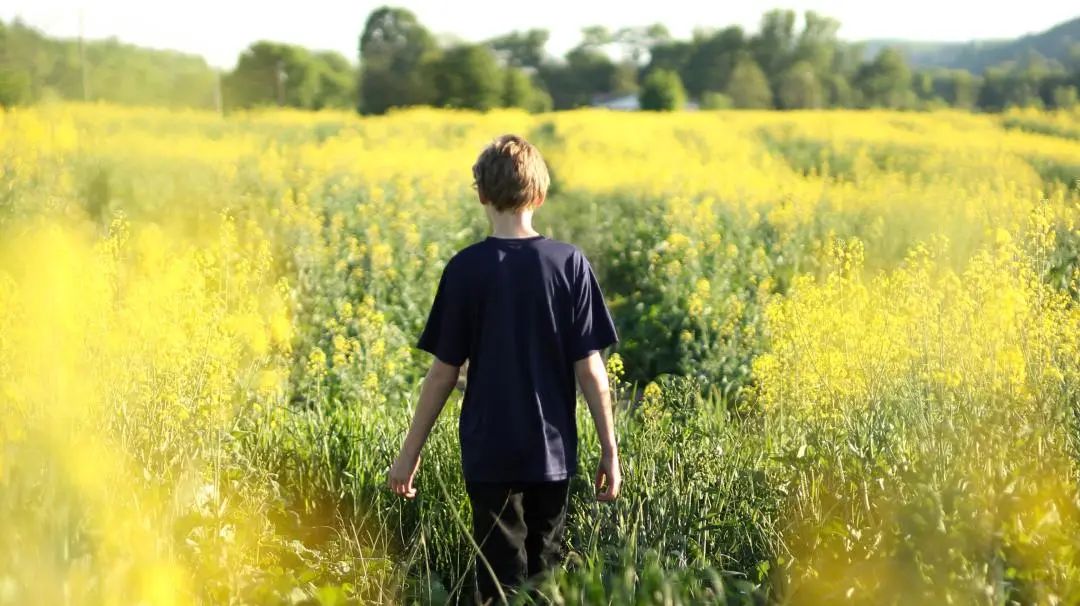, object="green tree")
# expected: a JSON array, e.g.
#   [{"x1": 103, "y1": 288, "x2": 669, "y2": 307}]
[
  {"x1": 223, "y1": 42, "x2": 320, "y2": 109},
  {"x1": 430, "y1": 43, "x2": 503, "y2": 110},
  {"x1": 612, "y1": 60, "x2": 639, "y2": 95},
  {"x1": 578, "y1": 26, "x2": 614, "y2": 51},
  {"x1": 359, "y1": 6, "x2": 438, "y2": 114},
  {"x1": 0, "y1": 67, "x2": 31, "y2": 106},
  {"x1": 822, "y1": 73, "x2": 853, "y2": 107},
  {"x1": 312, "y1": 51, "x2": 357, "y2": 109},
  {"x1": 613, "y1": 24, "x2": 671, "y2": 64},
  {"x1": 854, "y1": 48, "x2": 913, "y2": 108},
  {"x1": 751, "y1": 9, "x2": 797, "y2": 82},
  {"x1": 792, "y1": 11, "x2": 840, "y2": 72},
  {"x1": 1052, "y1": 85, "x2": 1078, "y2": 109},
  {"x1": 700, "y1": 91, "x2": 733, "y2": 109},
  {"x1": 638, "y1": 68, "x2": 686, "y2": 111},
  {"x1": 977, "y1": 67, "x2": 1010, "y2": 110},
  {"x1": 1067, "y1": 42, "x2": 1080, "y2": 72},
  {"x1": 824, "y1": 43, "x2": 862, "y2": 106},
  {"x1": 931, "y1": 69, "x2": 980, "y2": 109},
  {"x1": 777, "y1": 60, "x2": 823, "y2": 108},
  {"x1": 646, "y1": 40, "x2": 695, "y2": 75},
  {"x1": 503, "y1": 68, "x2": 552, "y2": 112},
  {"x1": 912, "y1": 71, "x2": 934, "y2": 101},
  {"x1": 539, "y1": 36, "x2": 618, "y2": 109},
  {"x1": 681, "y1": 26, "x2": 745, "y2": 98},
  {"x1": 487, "y1": 29, "x2": 549, "y2": 69},
  {"x1": 0, "y1": 18, "x2": 216, "y2": 108},
  {"x1": 977, "y1": 54, "x2": 1053, "y2": 111},
  {"x1": 725, "y1": 53, "x2": 773, "y2": 108}
]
